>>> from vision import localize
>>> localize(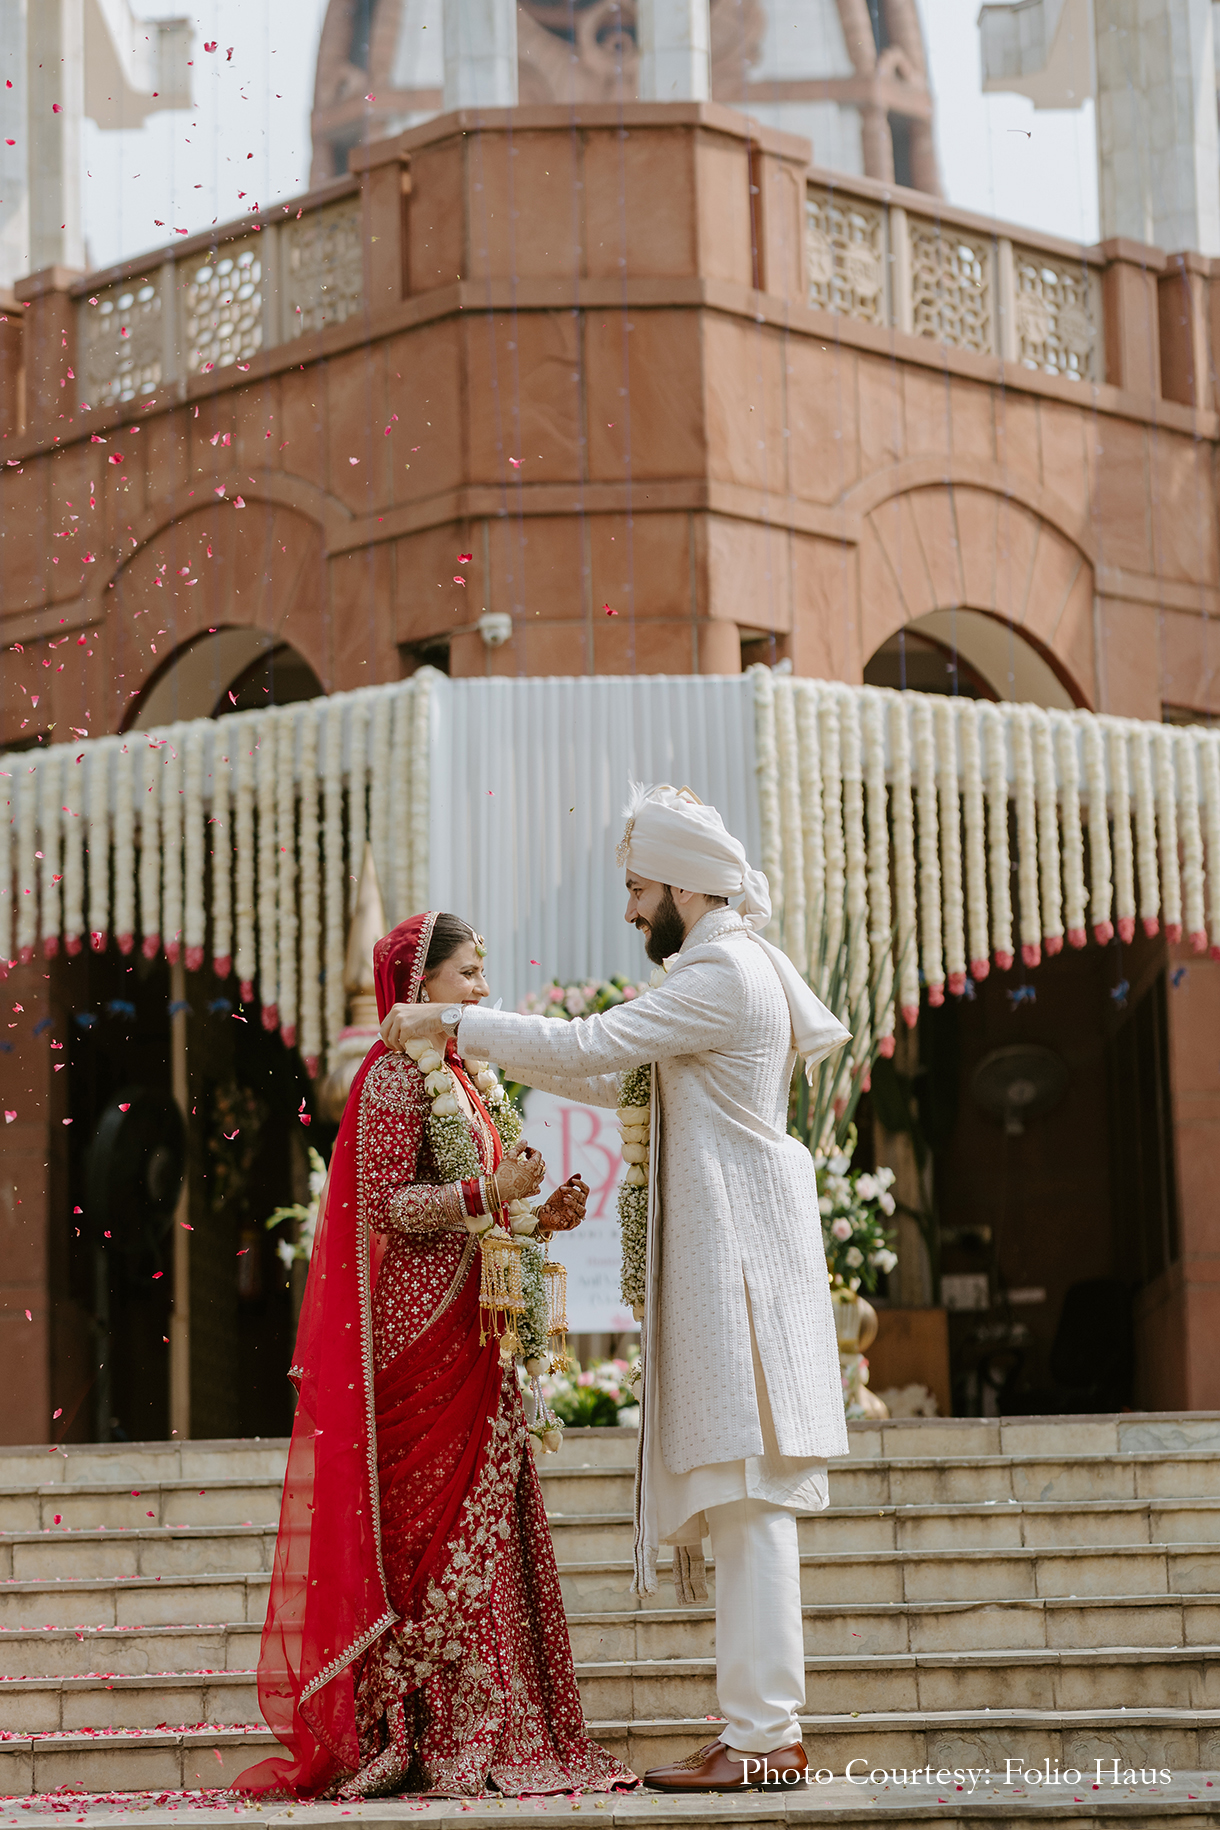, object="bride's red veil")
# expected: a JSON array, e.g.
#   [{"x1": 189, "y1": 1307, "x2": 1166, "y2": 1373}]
[{"x1": 234, "y1": 911, "x2": 440, "y2": 1796}]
